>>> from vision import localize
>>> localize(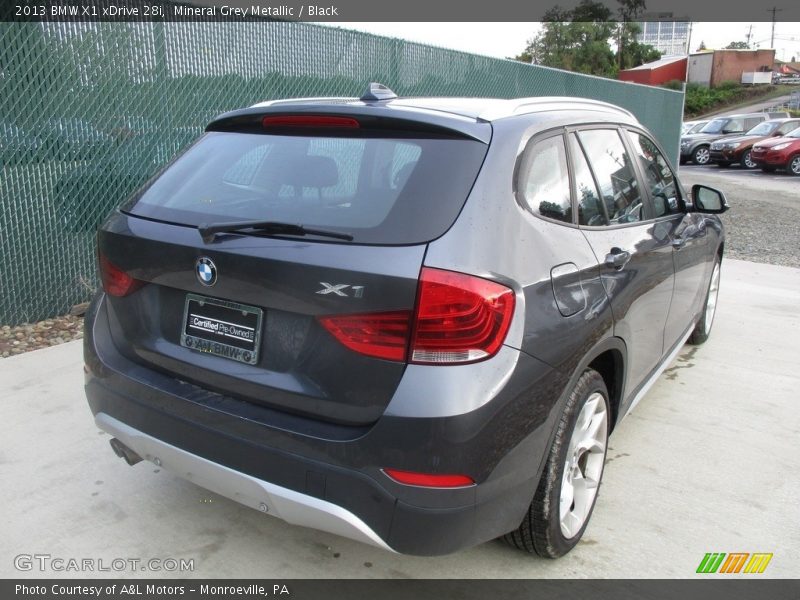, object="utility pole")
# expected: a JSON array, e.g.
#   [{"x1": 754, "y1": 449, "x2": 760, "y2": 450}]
[
  {"x1": 767, "y1": 6, "x2": 783, "y2": 48},
  {"x1": 746, "y1": 24, "x2": 753, "y2": 48}
]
